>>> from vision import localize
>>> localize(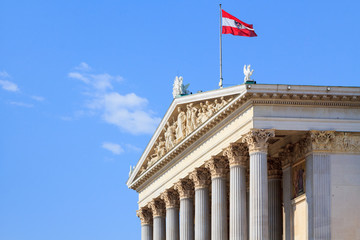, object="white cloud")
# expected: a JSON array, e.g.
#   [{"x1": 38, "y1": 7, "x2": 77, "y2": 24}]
[
  {"x1": 75, "y1": 62, "x2": 92, "y2": 71},
  {"x1": 68, "y1": 72, "x2": 90, "y2": 84},
  {"x1": 31, "y1": 95, "x2": 45, "y2": 101},
  {"x1": 0, "y1": 80, "x2": 19, "y2": 92},
  {"x1": 9, "y1": 101, "x2": 33, "y2": 108},
  {"x1": 0, "y1": 71, "x2": 10, "y2": 78},
  {"x1": 102, "y1": 142, "x2": 124, "y2": 155},
  {"x1": 68, "y1": 63, "x2": 160, "y2": 135},
  {"x1": 126, "y1": 144, "x2": 142, "y2": 152}
]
